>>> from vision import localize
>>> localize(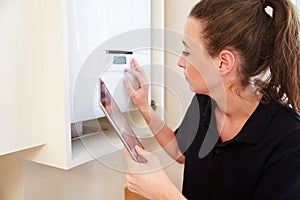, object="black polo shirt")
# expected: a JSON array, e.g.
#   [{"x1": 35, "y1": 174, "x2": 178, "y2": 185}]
[{"x1": 175, "y1": 94, "x2": 300, "y2": 200}]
